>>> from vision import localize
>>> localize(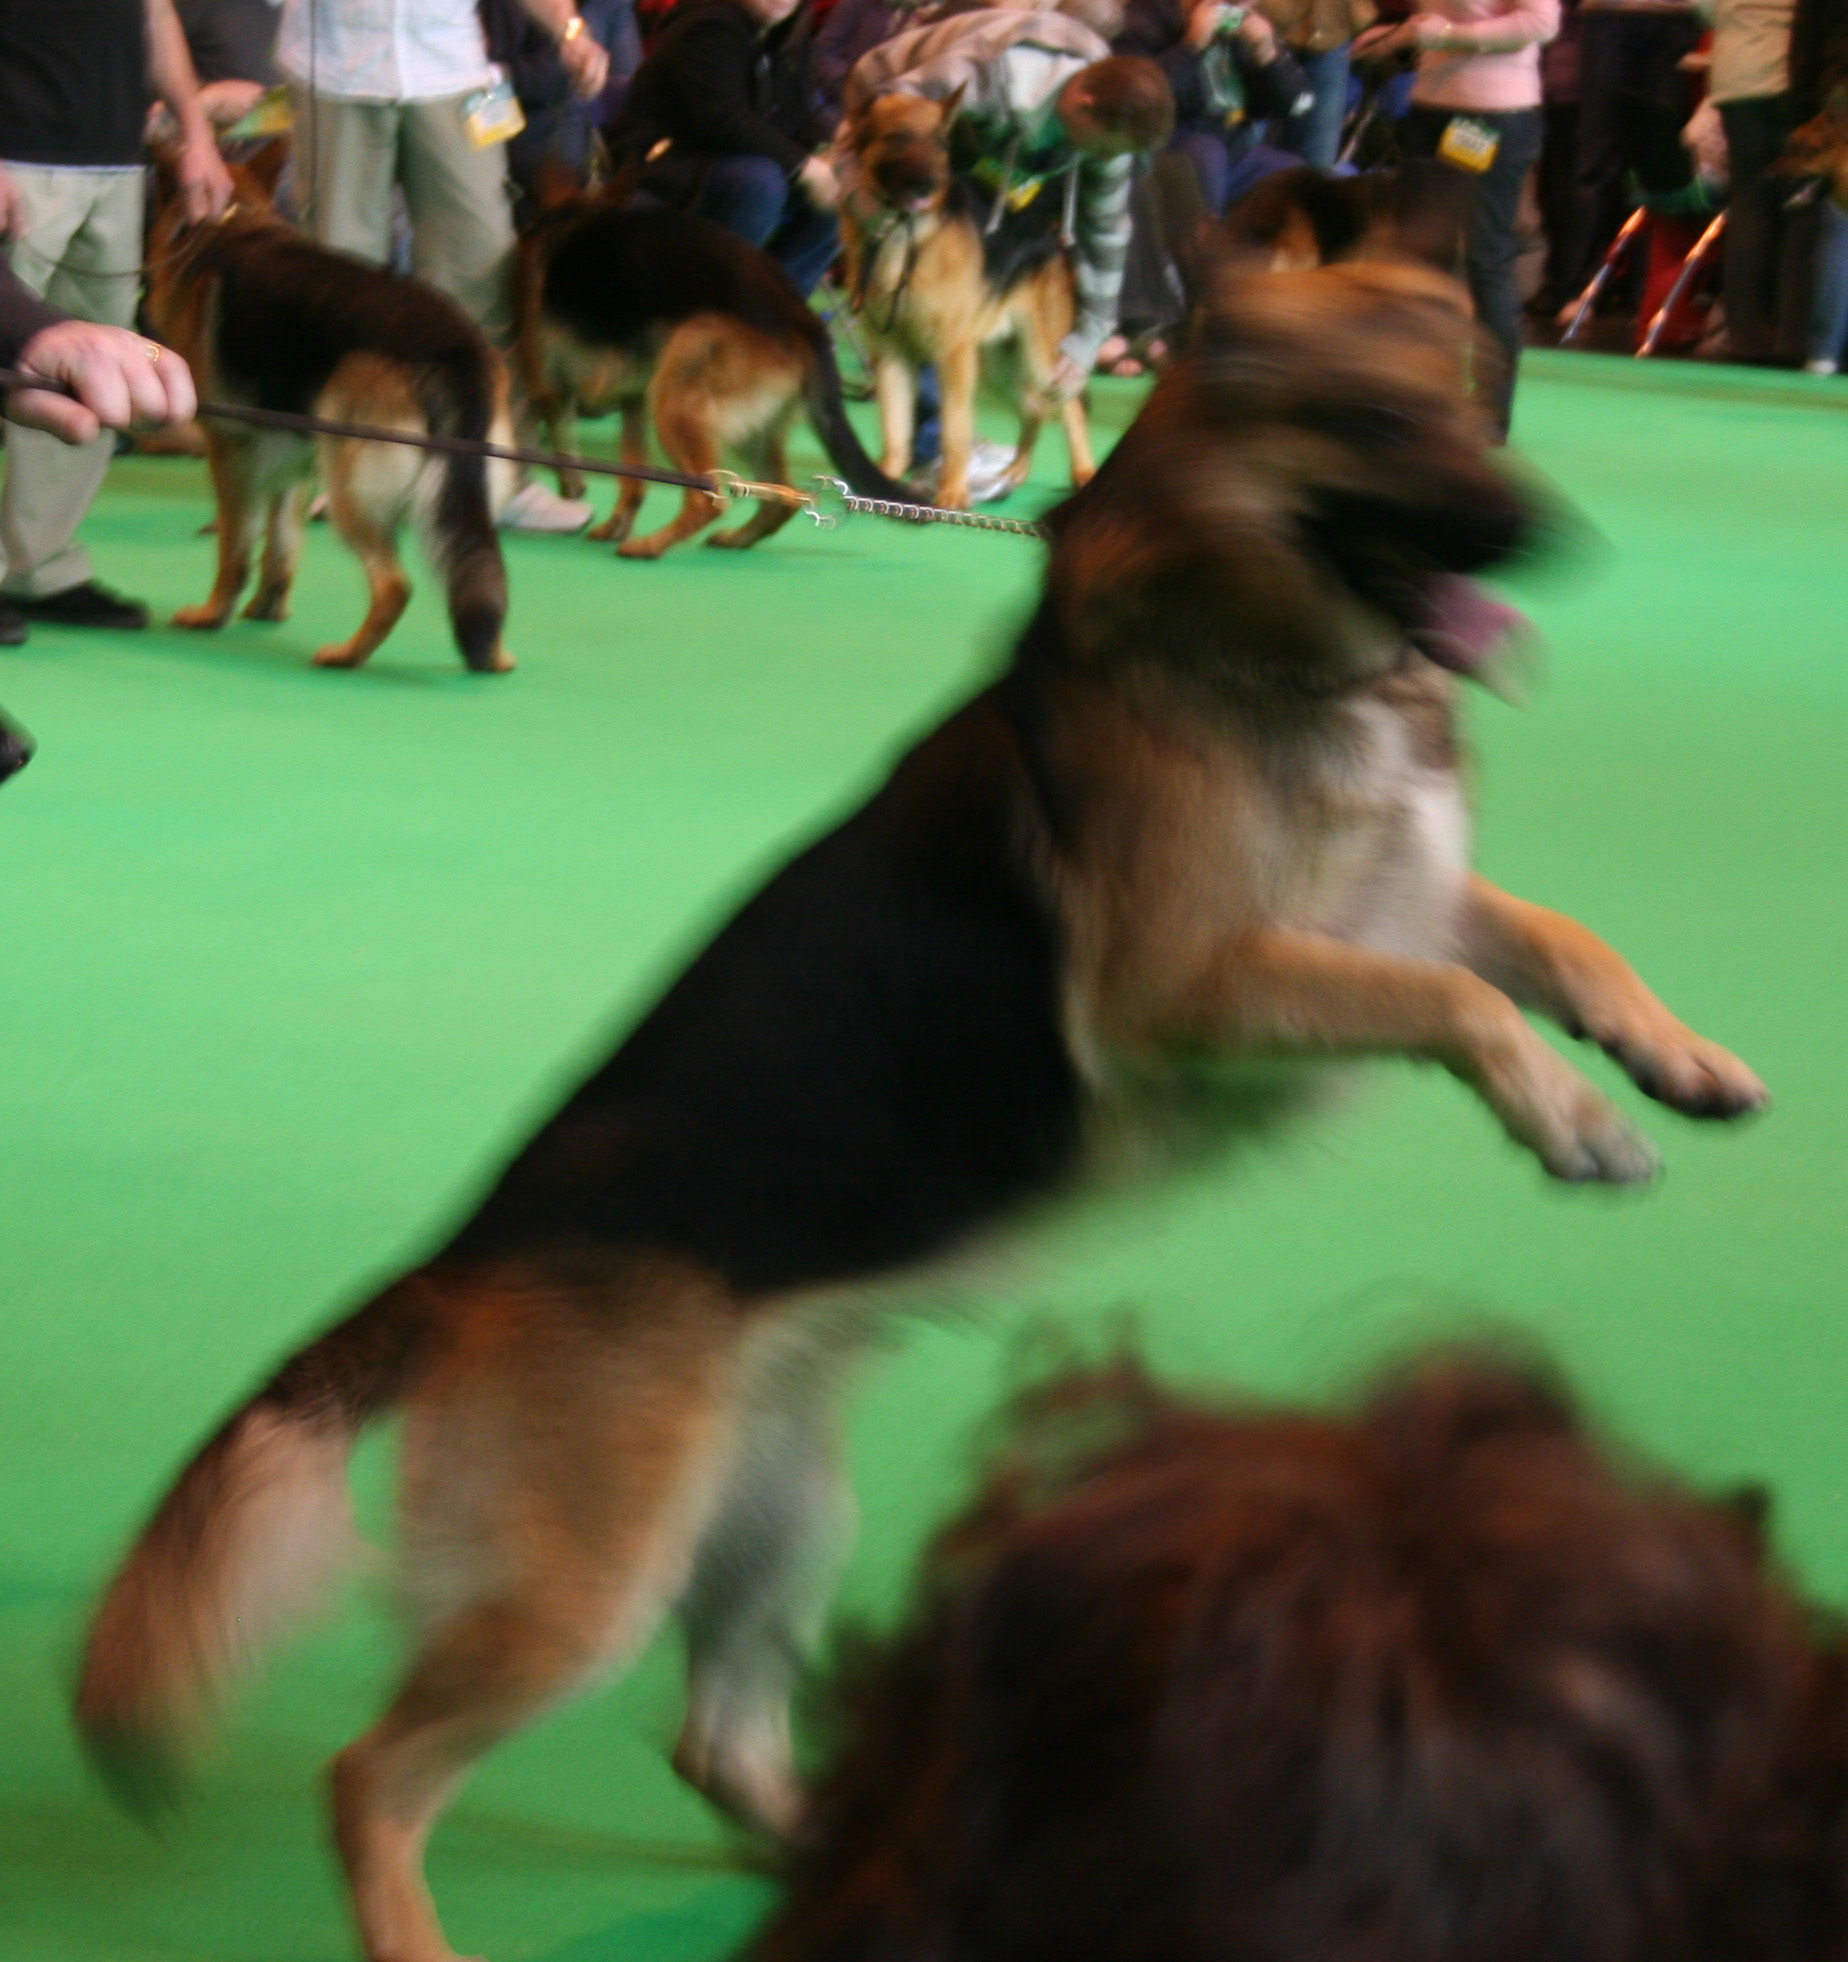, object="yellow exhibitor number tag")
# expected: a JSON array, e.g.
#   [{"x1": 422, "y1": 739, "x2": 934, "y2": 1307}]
[
  {"x1": 1437, "y1": 114, "x2": 1499, "y2": 173},
  {"x1": 464, "y1": 80, "x2": 526, "y2": 149}
]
